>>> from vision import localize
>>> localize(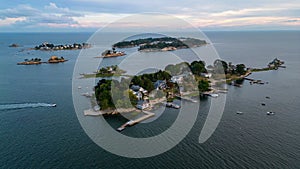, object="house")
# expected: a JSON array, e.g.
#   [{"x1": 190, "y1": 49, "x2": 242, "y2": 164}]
[
  {"x1": 171, "y1": 75, "x2": 184, "y2": 83},
  {"x1": 136, "y1": 92, "x2": 143, "y2": 100},
  {"x1": 268, "y1": 58, "x2": 284, "y2": 68},
  {"x1": 130, "y1": 85, "x2": 141, "y2": 92},
  {"x1": 139, "y1": 88, "x2": 148, "y2": 96},
  {"x1": 200, "y1": 73, "x2": 212, "y2": 78},
  {"x1": 154, "y1": 80, "x2": 167, "y2": 90}
]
